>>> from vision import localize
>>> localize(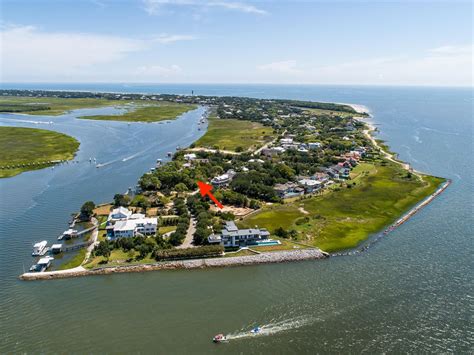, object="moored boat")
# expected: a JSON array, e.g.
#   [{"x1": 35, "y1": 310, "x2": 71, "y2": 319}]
[
  {"x1": 29, "y1": 256, "x2": 54, "y2": 272},
  {"x1": 32, "y1": 241, "x2": 48, "y2": 256}
]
